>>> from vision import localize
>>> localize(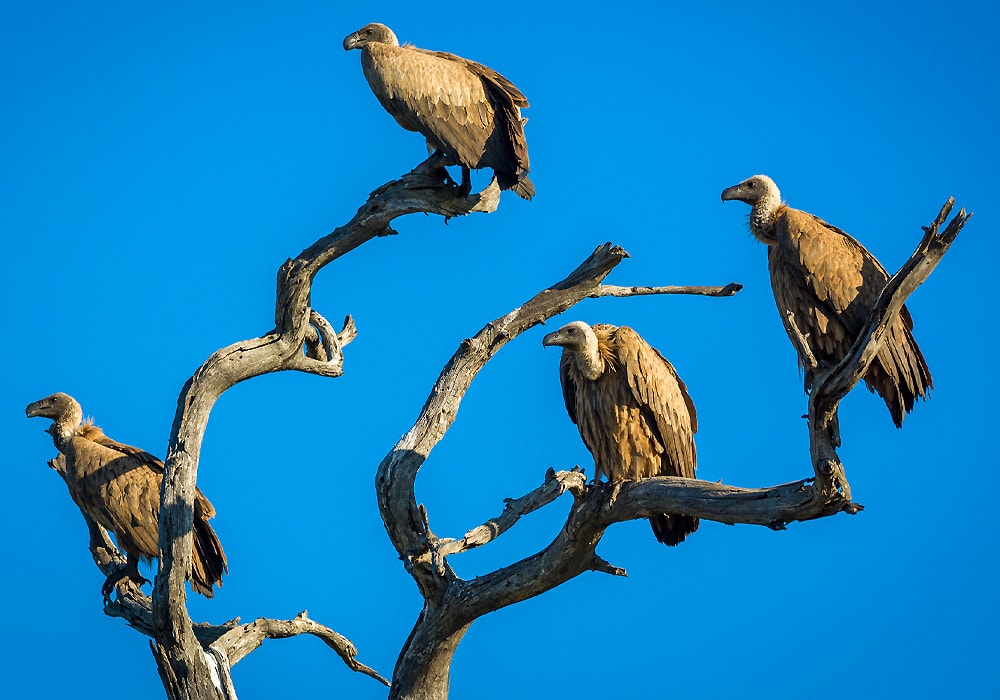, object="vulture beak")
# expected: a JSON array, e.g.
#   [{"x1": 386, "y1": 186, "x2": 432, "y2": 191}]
[
  {"x1": 720, "y1": 184, "x2": 742, "y2": 203},
  {"x1": 541, "y1": 331, "x2": 563, "y2": 348},
  {"x1": 343, "y1": 32, "x2": 359, "y2": 51},
  {"x1": 25, "y1": 400, "x2": 46, "y2": 418}
]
